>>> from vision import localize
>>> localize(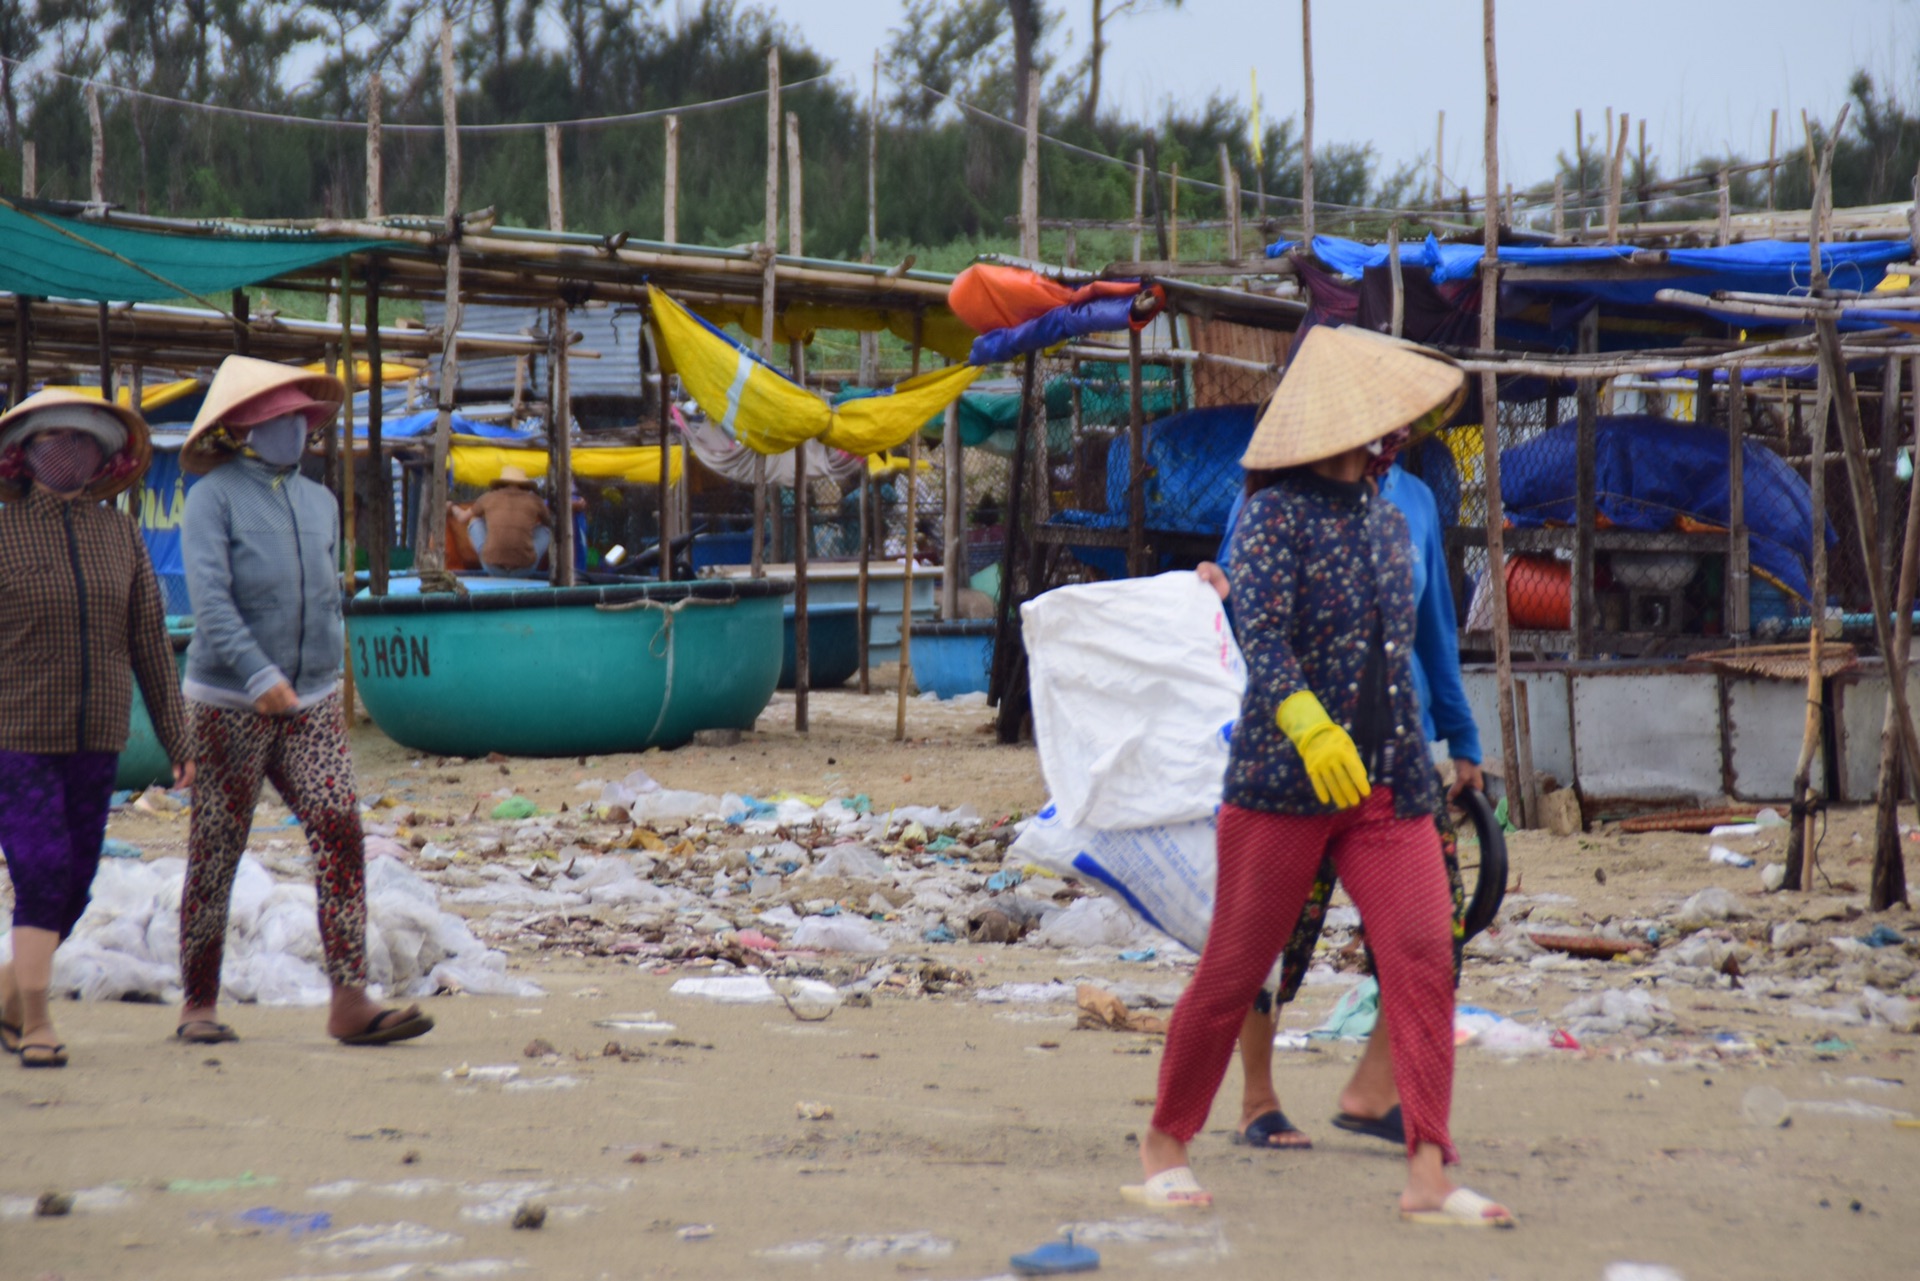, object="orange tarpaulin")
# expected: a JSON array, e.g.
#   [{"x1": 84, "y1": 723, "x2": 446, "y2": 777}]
[{"x1": 947, "y1": 263, "x2": 1140, "y2": 333}]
